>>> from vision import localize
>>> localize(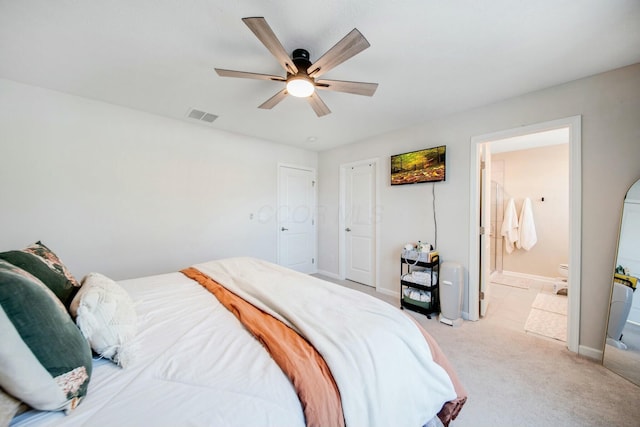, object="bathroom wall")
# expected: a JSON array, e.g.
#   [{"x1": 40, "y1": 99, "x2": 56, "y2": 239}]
[{"x1": 492, "y1": 144, "x2": 569, "y2": 278}]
